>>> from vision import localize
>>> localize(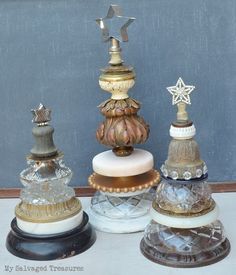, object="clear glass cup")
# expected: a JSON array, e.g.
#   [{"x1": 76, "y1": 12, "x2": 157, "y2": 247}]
[
  {"x1": 19, "y1": 155, "x2": 74, "y2": 204},
  {"x1": 143, "y1": 219, "x2": 226, "y2": 255},
  {"x1": 91, "y1": 189, "x2": 155, "y2": 219},
  {"x1": 155, "y1": 177, "x2": 212, "y2": 214}
]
